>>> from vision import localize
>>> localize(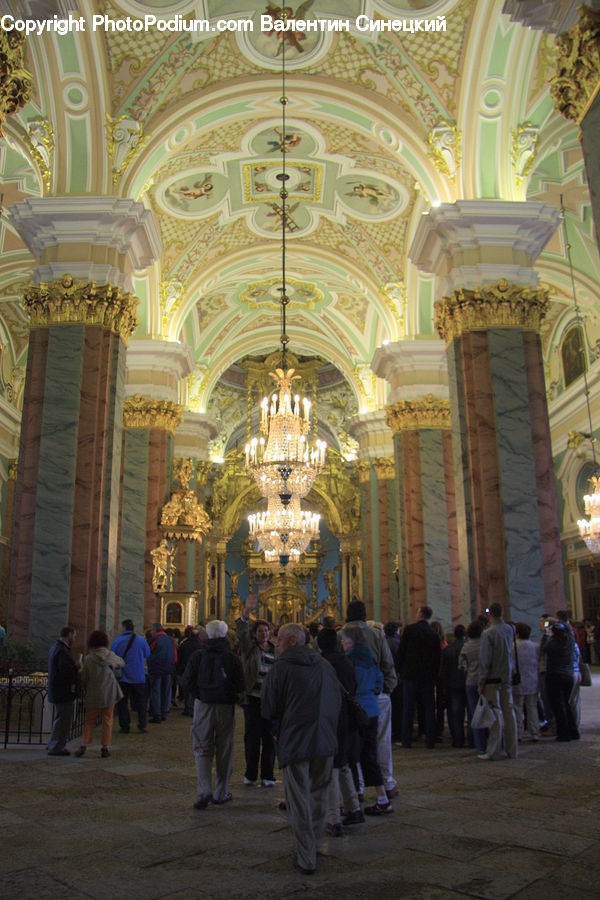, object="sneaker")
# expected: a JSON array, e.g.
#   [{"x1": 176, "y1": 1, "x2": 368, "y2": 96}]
[
  {"x1": 386, "y1": 787, "x2": 399, "y2": 799},
  {"x1": 342, "y1": 809, "x2": 365, "y2": 825},
  {"x1": 326, "y1": 823, "x2": 344, "y2": 837},
  {"x1": 261, "y1": 779, "x2": 276, "y2": 787},
  {"x1": 212, "y1": 793, "x2": 233, "y2": 805},
  {"x1": 100, "y1": 747, "x2": 111, "y2": 758},
  {"x1": 477, "y1": 753, "x2": 490, "y2": 760},
  {"x1": 364, "y1": 800, "x2": 393, "y2": 816},
  {"x1": 243, "y1": 777, "x2": 256, "y2": 786},
  {"x1": 74, "y1": 746, "x2": 86, "y2": 758},
  {"x1": 48, "y1": 749, "x2": 71, "y2": 756},
  {"x1": 193, "y1": 795, "x2": 210, "y2": 811}
]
